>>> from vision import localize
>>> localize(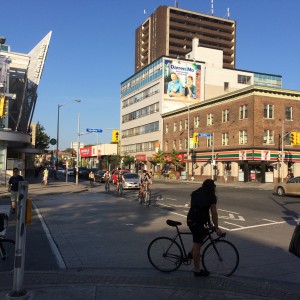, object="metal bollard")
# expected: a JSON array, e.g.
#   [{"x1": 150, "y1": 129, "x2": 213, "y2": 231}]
[{"x1": 6, "y1": 181, "x2": 29, "y2": 299}]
